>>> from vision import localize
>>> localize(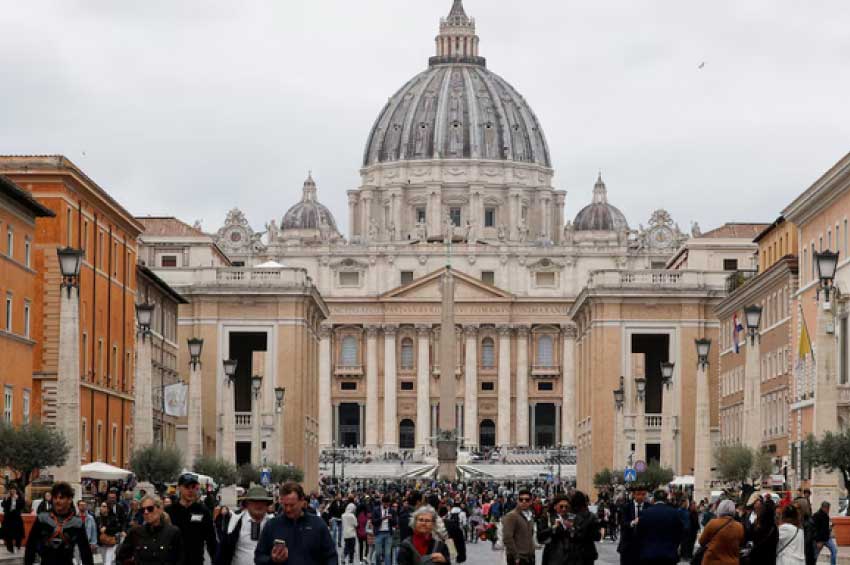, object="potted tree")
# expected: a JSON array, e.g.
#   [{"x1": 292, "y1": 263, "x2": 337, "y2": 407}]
[{"x1": 808, "y1": 430, "x2": 850, "y2": 545}]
